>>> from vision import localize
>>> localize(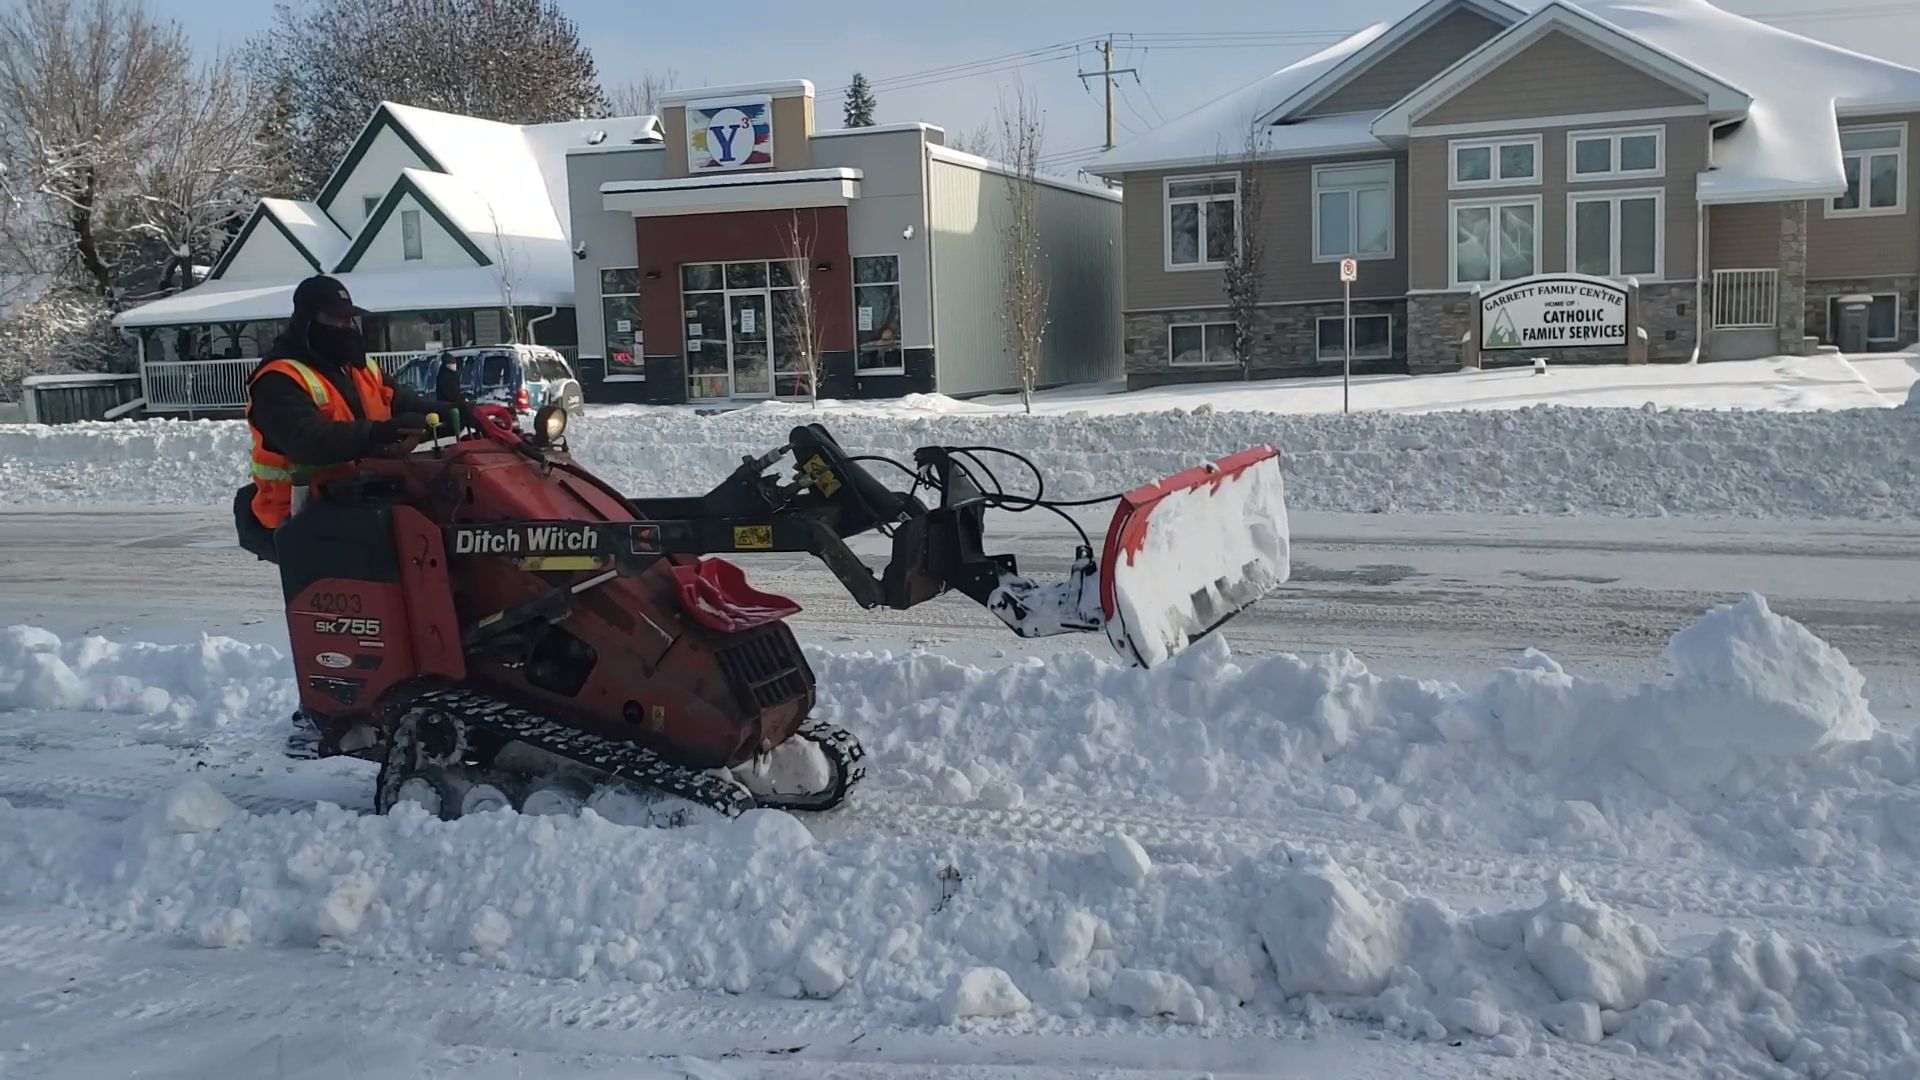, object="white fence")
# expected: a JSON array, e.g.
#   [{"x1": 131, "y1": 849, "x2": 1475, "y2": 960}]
[
  {"x1": 1711, "y1": 269, "x2": 1778, "y2": 329},
  {"x1": 142, "y1": 352, "x2": 432, "y2": 413}
]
